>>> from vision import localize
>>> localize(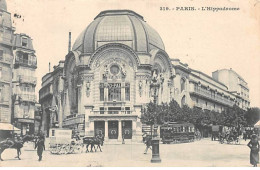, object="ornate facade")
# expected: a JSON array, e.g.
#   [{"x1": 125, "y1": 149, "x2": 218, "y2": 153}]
[{"x1": 39, "y1": 10, "x2": 250, "y2": 142}]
